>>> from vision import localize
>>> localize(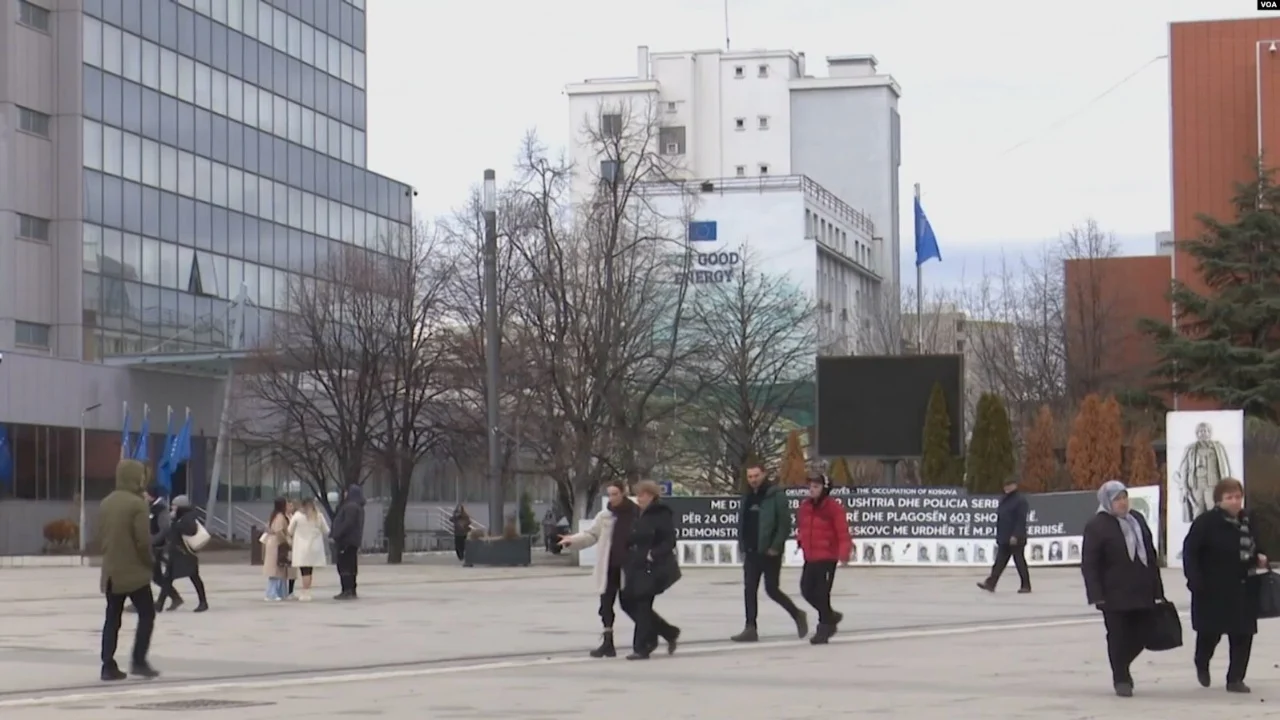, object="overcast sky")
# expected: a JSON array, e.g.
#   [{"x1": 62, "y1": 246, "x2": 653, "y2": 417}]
[{"x1": 363, "y1": 0, "x2": 1258, "y2": 281}]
